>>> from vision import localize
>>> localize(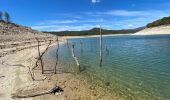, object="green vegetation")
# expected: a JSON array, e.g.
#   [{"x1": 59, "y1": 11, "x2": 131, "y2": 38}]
[
  {"x1": 147, "y1": 16, "x2": 170, "y2": 28},
  {"x1": 0, "y1": 11, "x2": 3, "y2": 21},
  {"x1": 4, "y1": 12, "x2": 10, "y2": 23},
  {"x1": 44, "y1": 28, "x2": 143, "y2": 36},
  {"x1": 0, "y1": 11, "x2": 10, "y2": 23}
]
